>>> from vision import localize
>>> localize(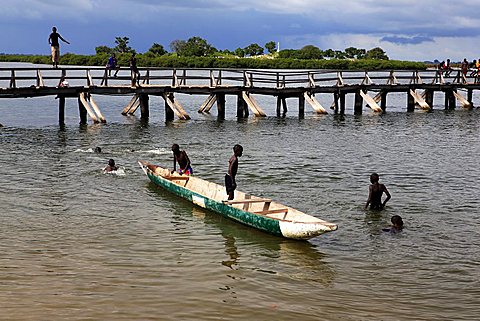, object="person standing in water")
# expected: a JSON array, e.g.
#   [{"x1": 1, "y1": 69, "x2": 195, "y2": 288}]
[
  {"x1": 225, "y1": 144, "x2": 243, "y2": 200},
  {"x1": 365, "y1": 173, "x2": 391, "y2": 210},
  {"x1": 48, "y1": 26, "x2": 70, "y2": 68}
]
